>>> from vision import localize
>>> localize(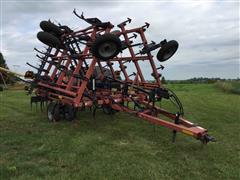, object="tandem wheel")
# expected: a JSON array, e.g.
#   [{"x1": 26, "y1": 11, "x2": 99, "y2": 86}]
[{"x1": 47, "y1": 102, "x2": 76, "y2": 122}]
